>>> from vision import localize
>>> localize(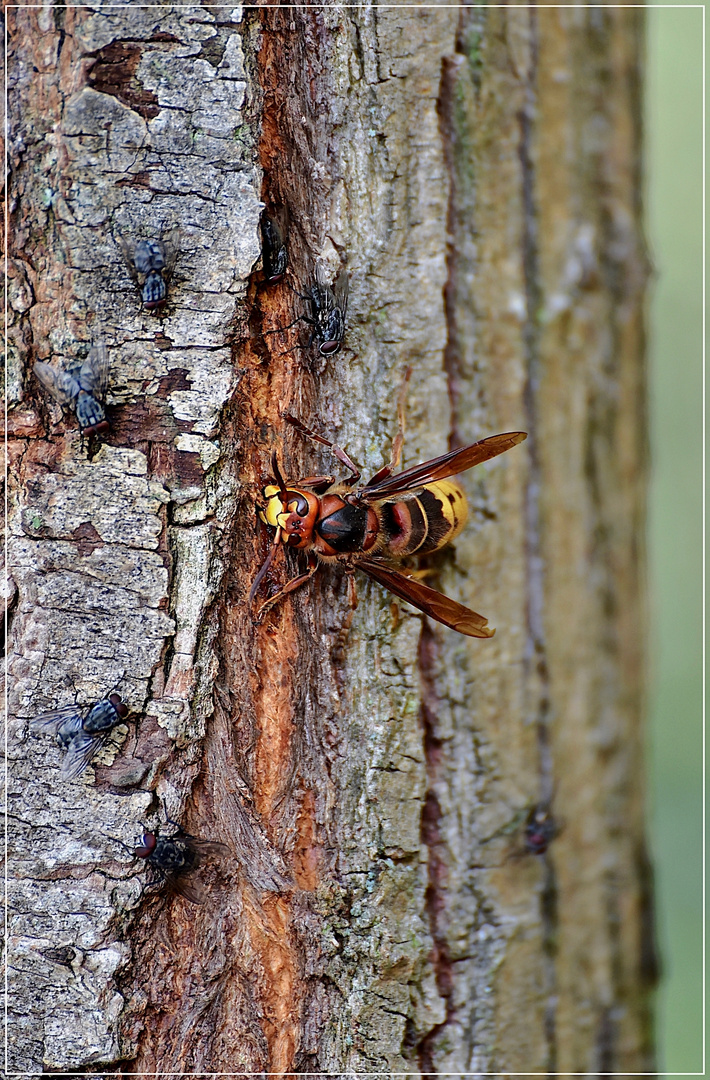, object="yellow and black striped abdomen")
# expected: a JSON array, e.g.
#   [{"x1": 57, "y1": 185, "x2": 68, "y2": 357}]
[{"x1": 380, "y1": 480, "x2": 469, "y2": 558}]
